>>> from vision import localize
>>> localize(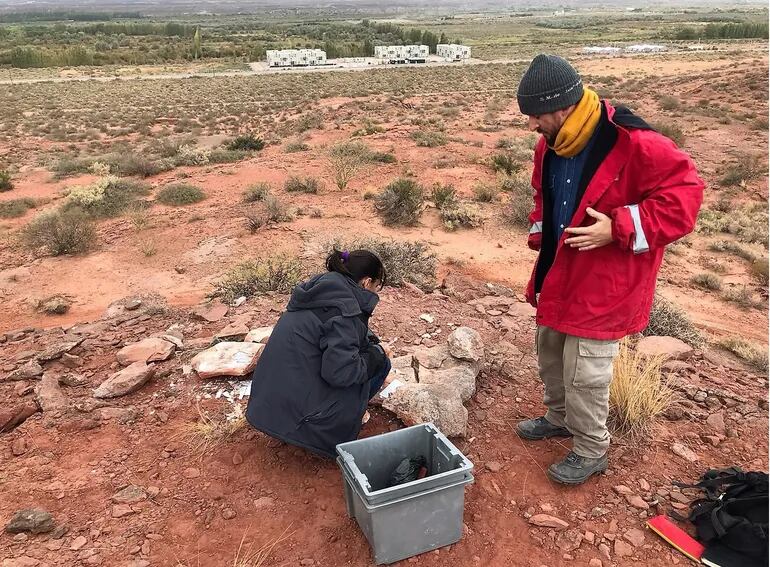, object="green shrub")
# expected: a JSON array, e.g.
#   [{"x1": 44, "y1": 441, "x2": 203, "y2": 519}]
[
  {"x1": 64, "y1": 177, "x2": 150, "y2": 218},
  {"x1": 691, "y1": 272, "x2": 722, "y2": 291},
  {"x1": 722, "y1": 286, "x2": 762, "y2": 309},
  {"x1": 51, "y1": 156, "x2": 91, "y2": 179},
  {"x1": 227, "y1": 134, "x2": 265, "y2": 152},
  {"x1": 105, "y1": 152, "x2": 167, "y2": 177},
  {"x1": 430, "y1": 183, "x2": 457, "y2": 210},
  {"x1": 719, "y1": 337, "x2": 769, "y2": 372},
  {"x1": 296, "y1": 112, "x2": 323, "y2": 133},
  {"x1": 473, "y1": 182, "x2": 499, "y2": 203},
  {"x1": 285, "y1": 176, "x2": 321, "y2": 194},
  {"x1": 156, "y1": 183, "x2": 206, "y2": 206},
  {"x1": 246, "y1": 212, "x2": 267, "y2": 233},
  {"x1": 23, "y1": 208, "x2": 96, "y2": 256},
  {"x1": 243, "y1": 182, "x2": 270, "y2": 203},
  {"x1": 643, "y1": 295, "x2": 703, "y2": 347},
  {"x1": 375, "y1": 178, "x2": 424, "y2": 226},
  {"x1": 328, "y1": 141, "x2": 369, "y2": 190},
  {"x1": 652, "y1": 122, "x2": 686, "y2": 147},
  {"x1": 370, "y1": 151, "x2": 397, "y2": 163},
  {"x1": 264, "y1": 195, "x2": 293, "y2": 222},
  {"x1": 0, "y1": 198, "x2": 36, "y2": 218},
  {"x1": 328, "y1": 237, "x2": 437, "y2": 291},
  {"x1": 285, "y1": 139, "x2": 310, "y2": 153},
  {"x1": 411, "y1": 131, "x2": 447, "y2": 147},
  {"x1": 212, "y1": 256, "x2": 305, "y2": 302},
  {"x1": 503, "y1": 174, "x2": 534, "y2": 228},
  {"x1": 490, "y1": 152, "x2": 523, "y2": 175},
  {"x1": 209, "y1": 149, "x2": 248, "y2": 164},
  {"x1": 441, "y1": 203, "x2": 483, "y2": 231},
  {"x1": 719, "y1": 154, "x2": 763, "y2": 187},
  {"x1": 659, "y1": 95, "x2": 680, "y2": 110},
  {"x1": 0, "y1": 170, "x2": 13, "y2": 191},
  {"x1": 709, "y1": 240, "x2": 759, "y2": 262},
  {"x1": 751, "y1": 258, "x2": 769, "y2": 285},
  {"x1": 495, "y1": 137, "x2": 515, "y2": 150}
]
